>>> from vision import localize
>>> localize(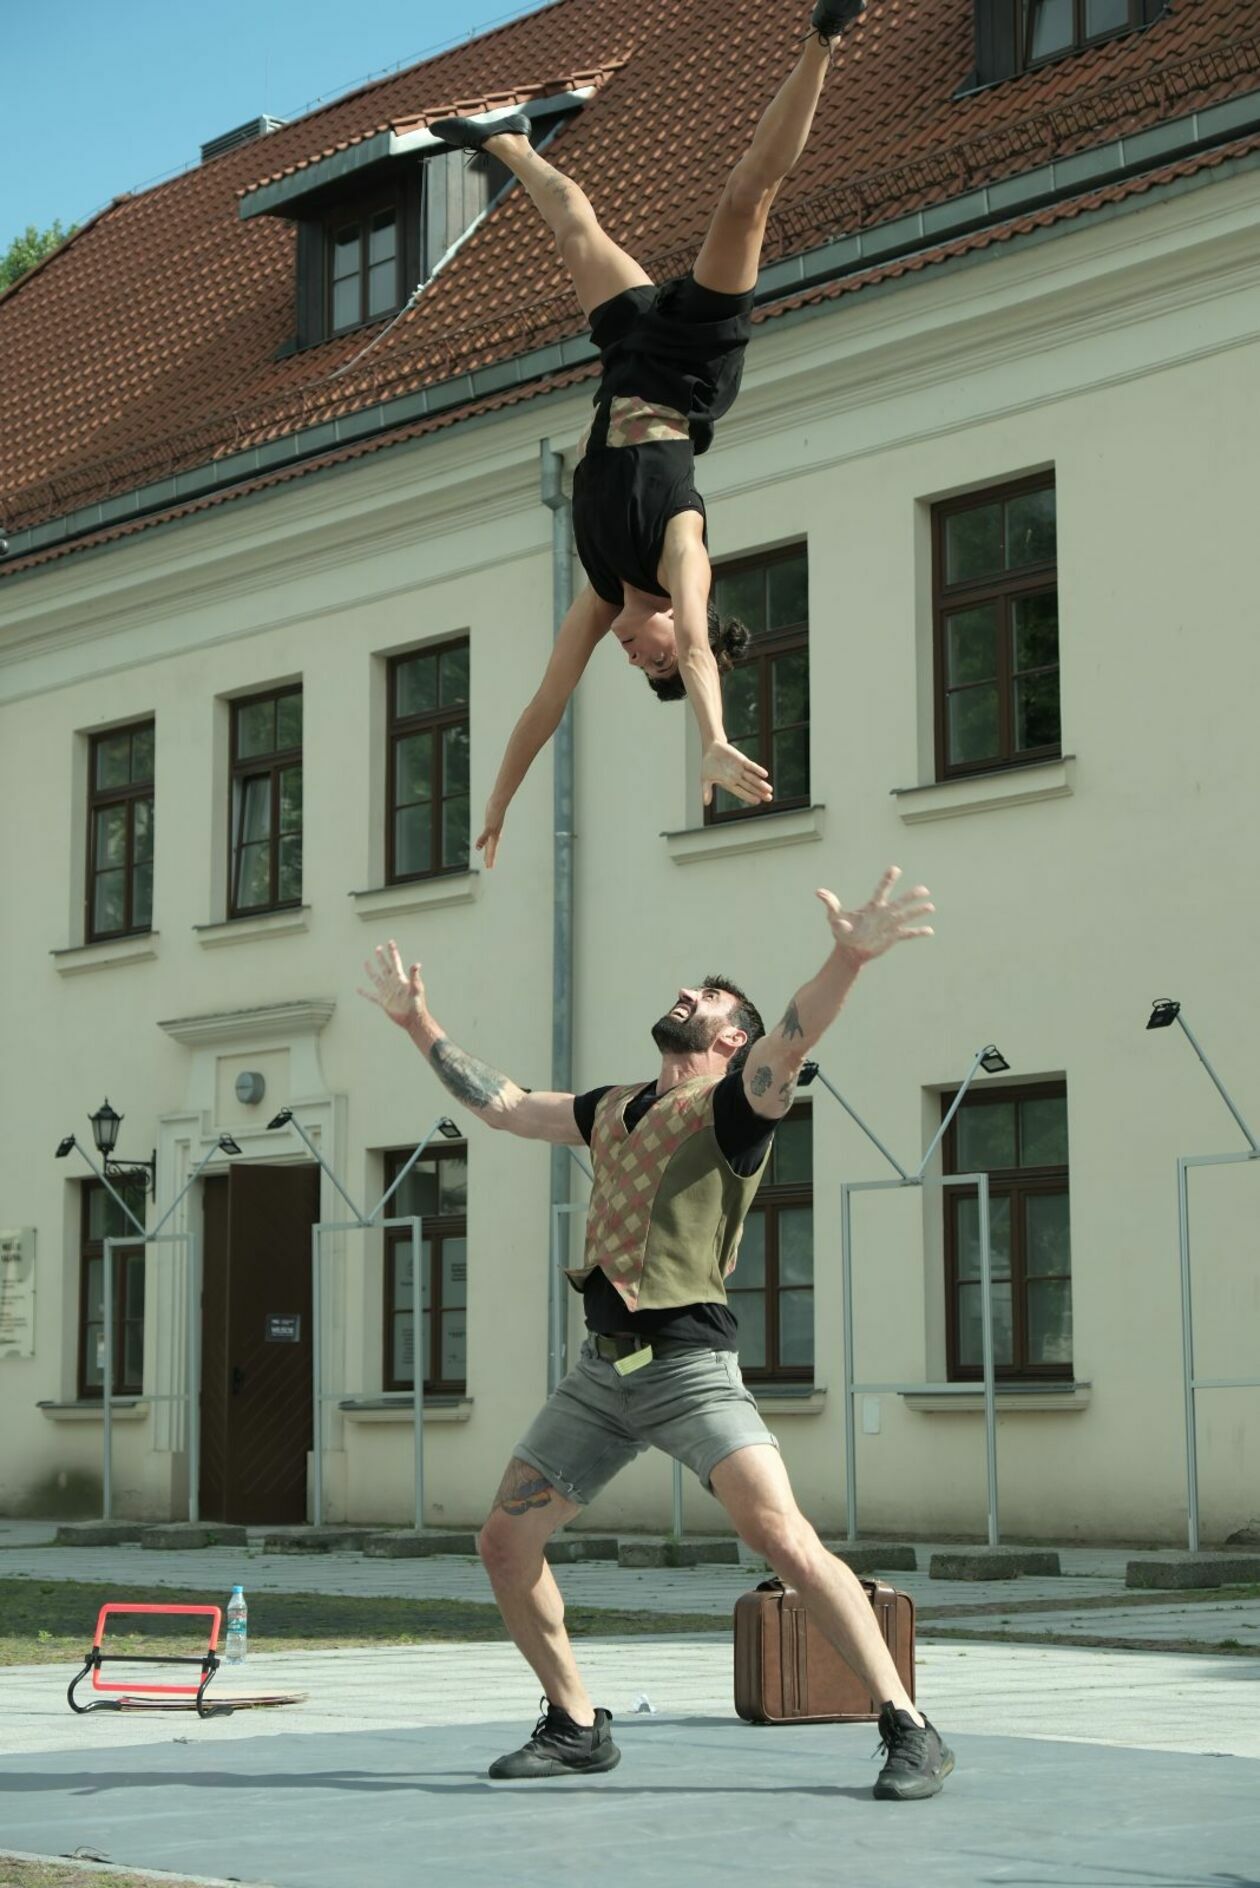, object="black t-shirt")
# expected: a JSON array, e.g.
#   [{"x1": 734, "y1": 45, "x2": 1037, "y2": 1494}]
[{"x1": 572, "y1": 1070, "x2": 774, "y2": 1350}]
